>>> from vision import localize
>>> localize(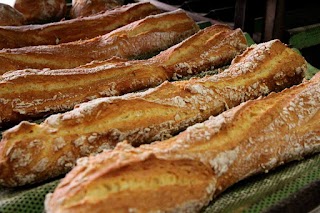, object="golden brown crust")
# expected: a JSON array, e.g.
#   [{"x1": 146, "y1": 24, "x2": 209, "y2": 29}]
[
  {"x1": 70, "y1": 0, "x2": 124, "y2": 18},
  {"x1": 0, "y1": 39, "x2": 306, "y2": 187},
  {"x1": 0, "y1": 10, "x2": 199, "y2": 74},
  {"x1": 0, "y1": 3, "x2": 25, "y2": 26},
  {"x1": 45, "y1": 72, "x2": 320, "y2": 213},
  {"x1": 0, "y1": 24, "x2": 244, "y2": 127},
  {"x1": 48, "y1": 156, "x2": 215, "y2": 213},
  {"x1": 14, "y1": 0, "x2": 66, "y2": 24},
  {"x1": 0, "y1": 2, "x2": 160, "y2": 49}
]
